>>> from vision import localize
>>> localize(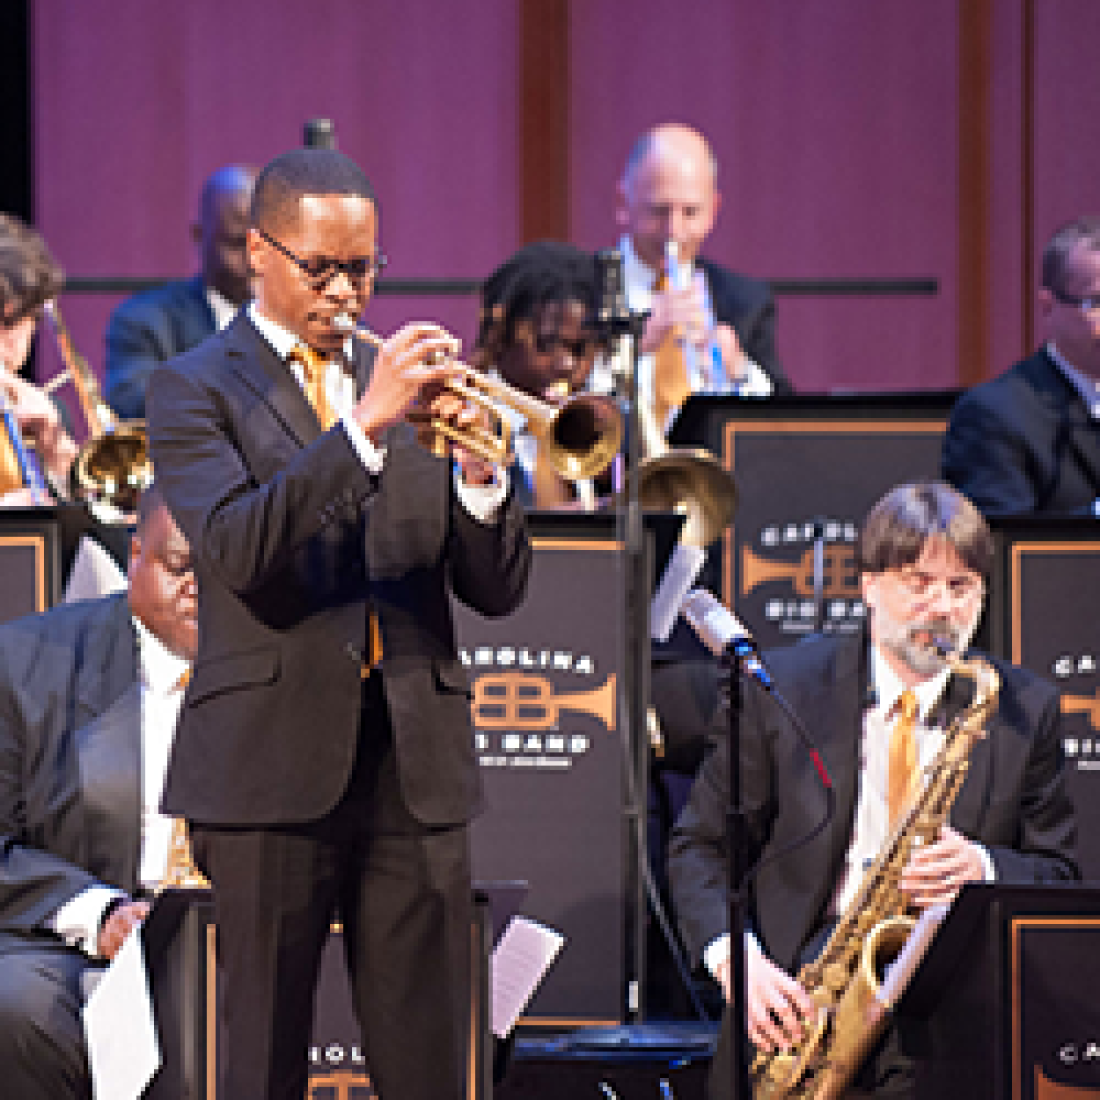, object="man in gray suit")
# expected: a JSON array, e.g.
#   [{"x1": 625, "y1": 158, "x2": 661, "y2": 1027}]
[
  {"x1": 0, "y1": 484, "x2": 197, "y2": 1098},
  {"x1": 105, "y1": 164, "x2": 256, "y2": 419}
]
